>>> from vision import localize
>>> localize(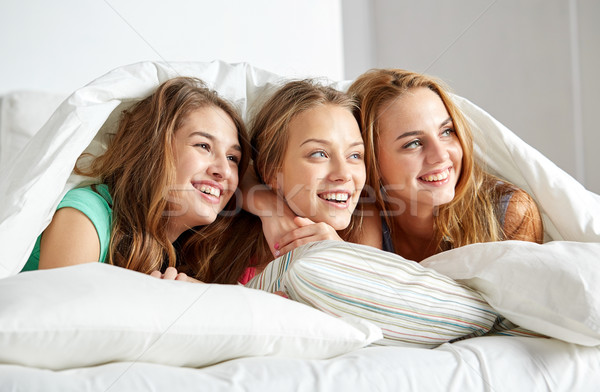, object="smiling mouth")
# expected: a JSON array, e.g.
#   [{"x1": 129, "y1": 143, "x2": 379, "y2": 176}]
[
  {"x1": 194, "y1": 184, "x2": 221, "y2": 198},
  {"x1": 420, "y1": 168, "x2": 450, "y2": 182},
  {"x1": 318, "y1": 192, "x2": 350, "y2": 204}
]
